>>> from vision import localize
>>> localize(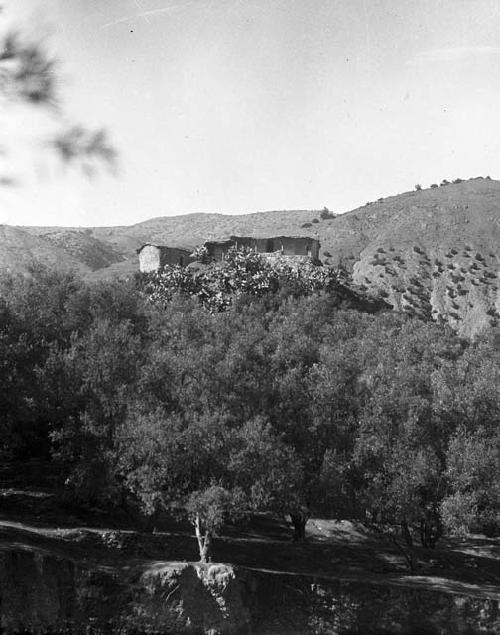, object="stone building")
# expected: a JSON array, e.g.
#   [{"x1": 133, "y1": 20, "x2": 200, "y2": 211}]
[
  {"x1": 204, "y1": 236, "x2": 321, "y2": 263},
  {"x1": 137, "y1": 244, "x2": 193, "y2": 272},
  {"x1": 138, "y1": 236, "x2": 321, "y2": 272}
]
